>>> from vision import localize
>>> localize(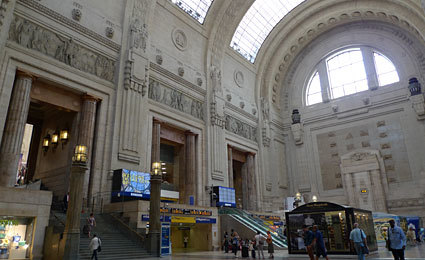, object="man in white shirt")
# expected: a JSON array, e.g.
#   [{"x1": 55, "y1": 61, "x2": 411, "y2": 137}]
[
  {"x1": 89, "y1": 234, "x2": 101, "y2": 260},
  {"x1": 254, "y1": 230, "x2": 265, "y2": 259}
]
